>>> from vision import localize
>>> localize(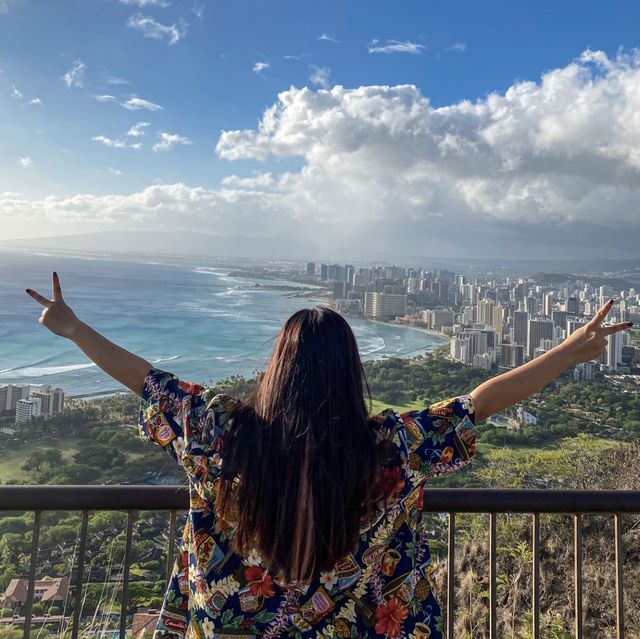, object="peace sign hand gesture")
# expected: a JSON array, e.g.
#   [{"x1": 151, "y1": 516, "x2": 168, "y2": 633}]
[
  {"x1": 561, "y1": 299, "x2": 633, "y2": 365},
  {"x1": 26, "y1": 272, "x2": 82, "y2": 339}
]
